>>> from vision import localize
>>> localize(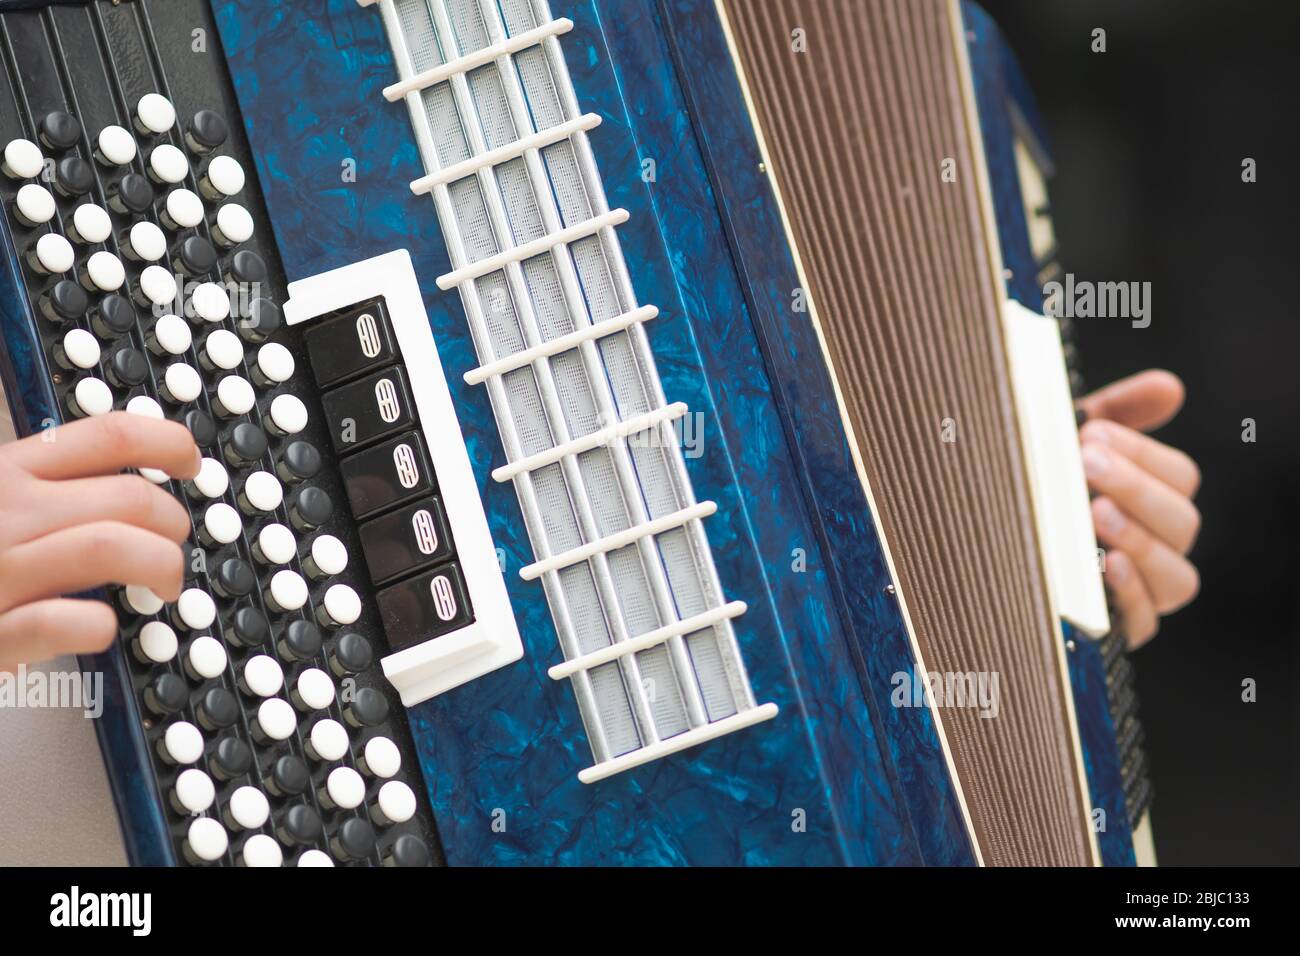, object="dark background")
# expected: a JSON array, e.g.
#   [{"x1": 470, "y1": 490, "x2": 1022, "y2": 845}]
[{"x1": 978, "y1": 0, "x2": 1300, "y2": 864}]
